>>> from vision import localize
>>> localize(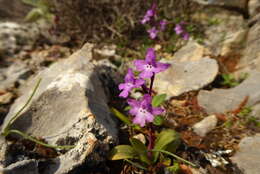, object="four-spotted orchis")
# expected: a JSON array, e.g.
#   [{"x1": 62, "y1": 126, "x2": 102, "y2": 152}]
[
  {"x1": 118, "y1": 48, "x2": 170, "y2": 127},
  {"x1": 127, "y1": 94, "x2": 164, "y2": 127},
  {"x1": 134, "y1": 48, "x2": 170, "y2": 79},
  {"x1": 118, "y1": 68, "x2": 145, "y2": 98}
]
